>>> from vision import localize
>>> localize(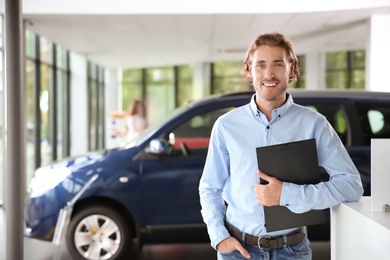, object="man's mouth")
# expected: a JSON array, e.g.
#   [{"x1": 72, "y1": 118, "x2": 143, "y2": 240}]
[{"x1": 263, "y1": 82, "x2": 277, "y2": 87}]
